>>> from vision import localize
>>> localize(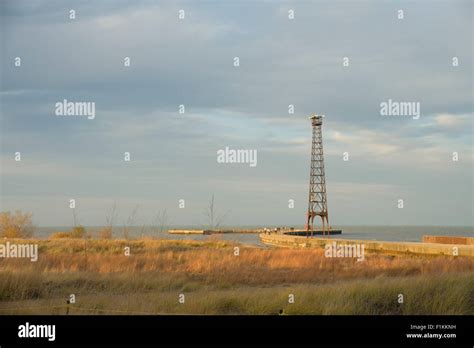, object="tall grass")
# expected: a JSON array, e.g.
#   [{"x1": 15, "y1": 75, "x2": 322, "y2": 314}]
[
  {"x1": 0, "y1": 274, "x2": 471, "y2": 315},
  {"x1": 0, "y1": 238, "x2": 472, "y2": 314}
]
